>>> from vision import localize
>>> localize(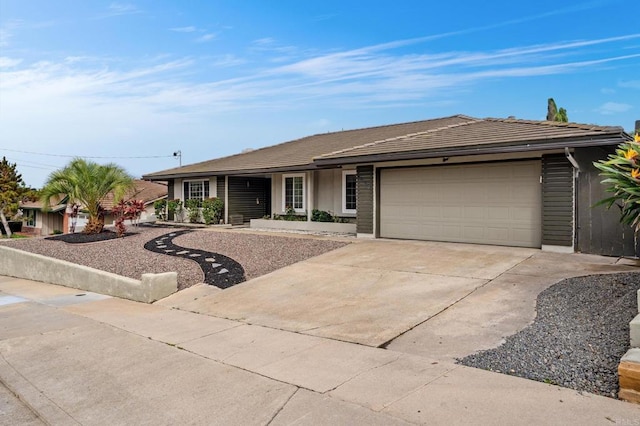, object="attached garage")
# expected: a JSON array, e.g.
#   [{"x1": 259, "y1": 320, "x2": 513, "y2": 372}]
[{"x1": 379, "y1": 161, "x2": 542, "y2": 248}]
